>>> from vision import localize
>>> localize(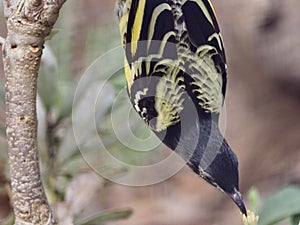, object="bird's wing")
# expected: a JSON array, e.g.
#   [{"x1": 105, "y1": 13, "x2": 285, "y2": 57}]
[
  {"x1": 123, "y1": 0, "x2": 178, "y2": 91},
  {"x1": 180, "y1": 0, "x2": 227, "y2": 114},
  {"x1": 118, "y1": 0, "x2": 227, "y2": 131},
  {"x1": 121, "y1": 0, "x2": 184, "y2": 132}
]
